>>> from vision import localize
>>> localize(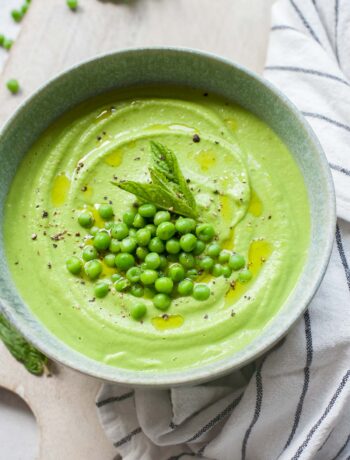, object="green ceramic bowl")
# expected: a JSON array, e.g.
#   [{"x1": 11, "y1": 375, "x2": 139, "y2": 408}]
[{"x1": 0, "y1": 48, "x2": 335, "y2": 387}]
